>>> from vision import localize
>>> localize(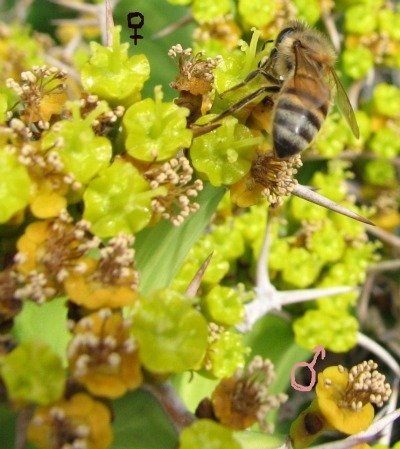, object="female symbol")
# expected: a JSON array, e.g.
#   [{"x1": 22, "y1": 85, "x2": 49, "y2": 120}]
[{"x1": 290, "y1": 345, "x2": 326, "y2": 392}]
